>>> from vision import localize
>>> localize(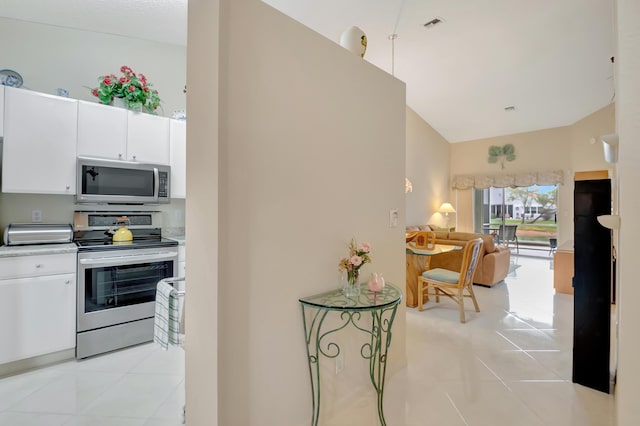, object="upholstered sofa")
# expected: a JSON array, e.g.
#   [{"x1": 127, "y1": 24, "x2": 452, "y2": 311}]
[{"x1": 405, "y1": 225, "x2": 511, "y2": 307}]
